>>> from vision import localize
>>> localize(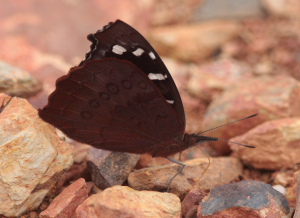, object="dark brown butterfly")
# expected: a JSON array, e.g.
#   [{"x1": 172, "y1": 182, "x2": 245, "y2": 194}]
[{"x1": 39, "y1": 20, "x2": 254, "y2": 190}]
